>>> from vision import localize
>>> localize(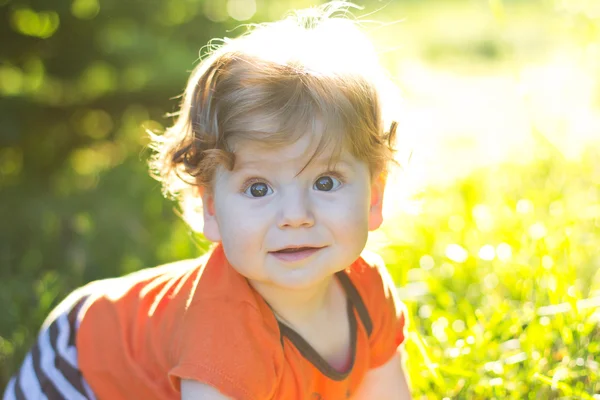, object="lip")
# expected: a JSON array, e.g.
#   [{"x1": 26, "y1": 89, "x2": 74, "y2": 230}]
[{"x1": 269, "y1": 246, "x2": 325, "y2": 262}]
